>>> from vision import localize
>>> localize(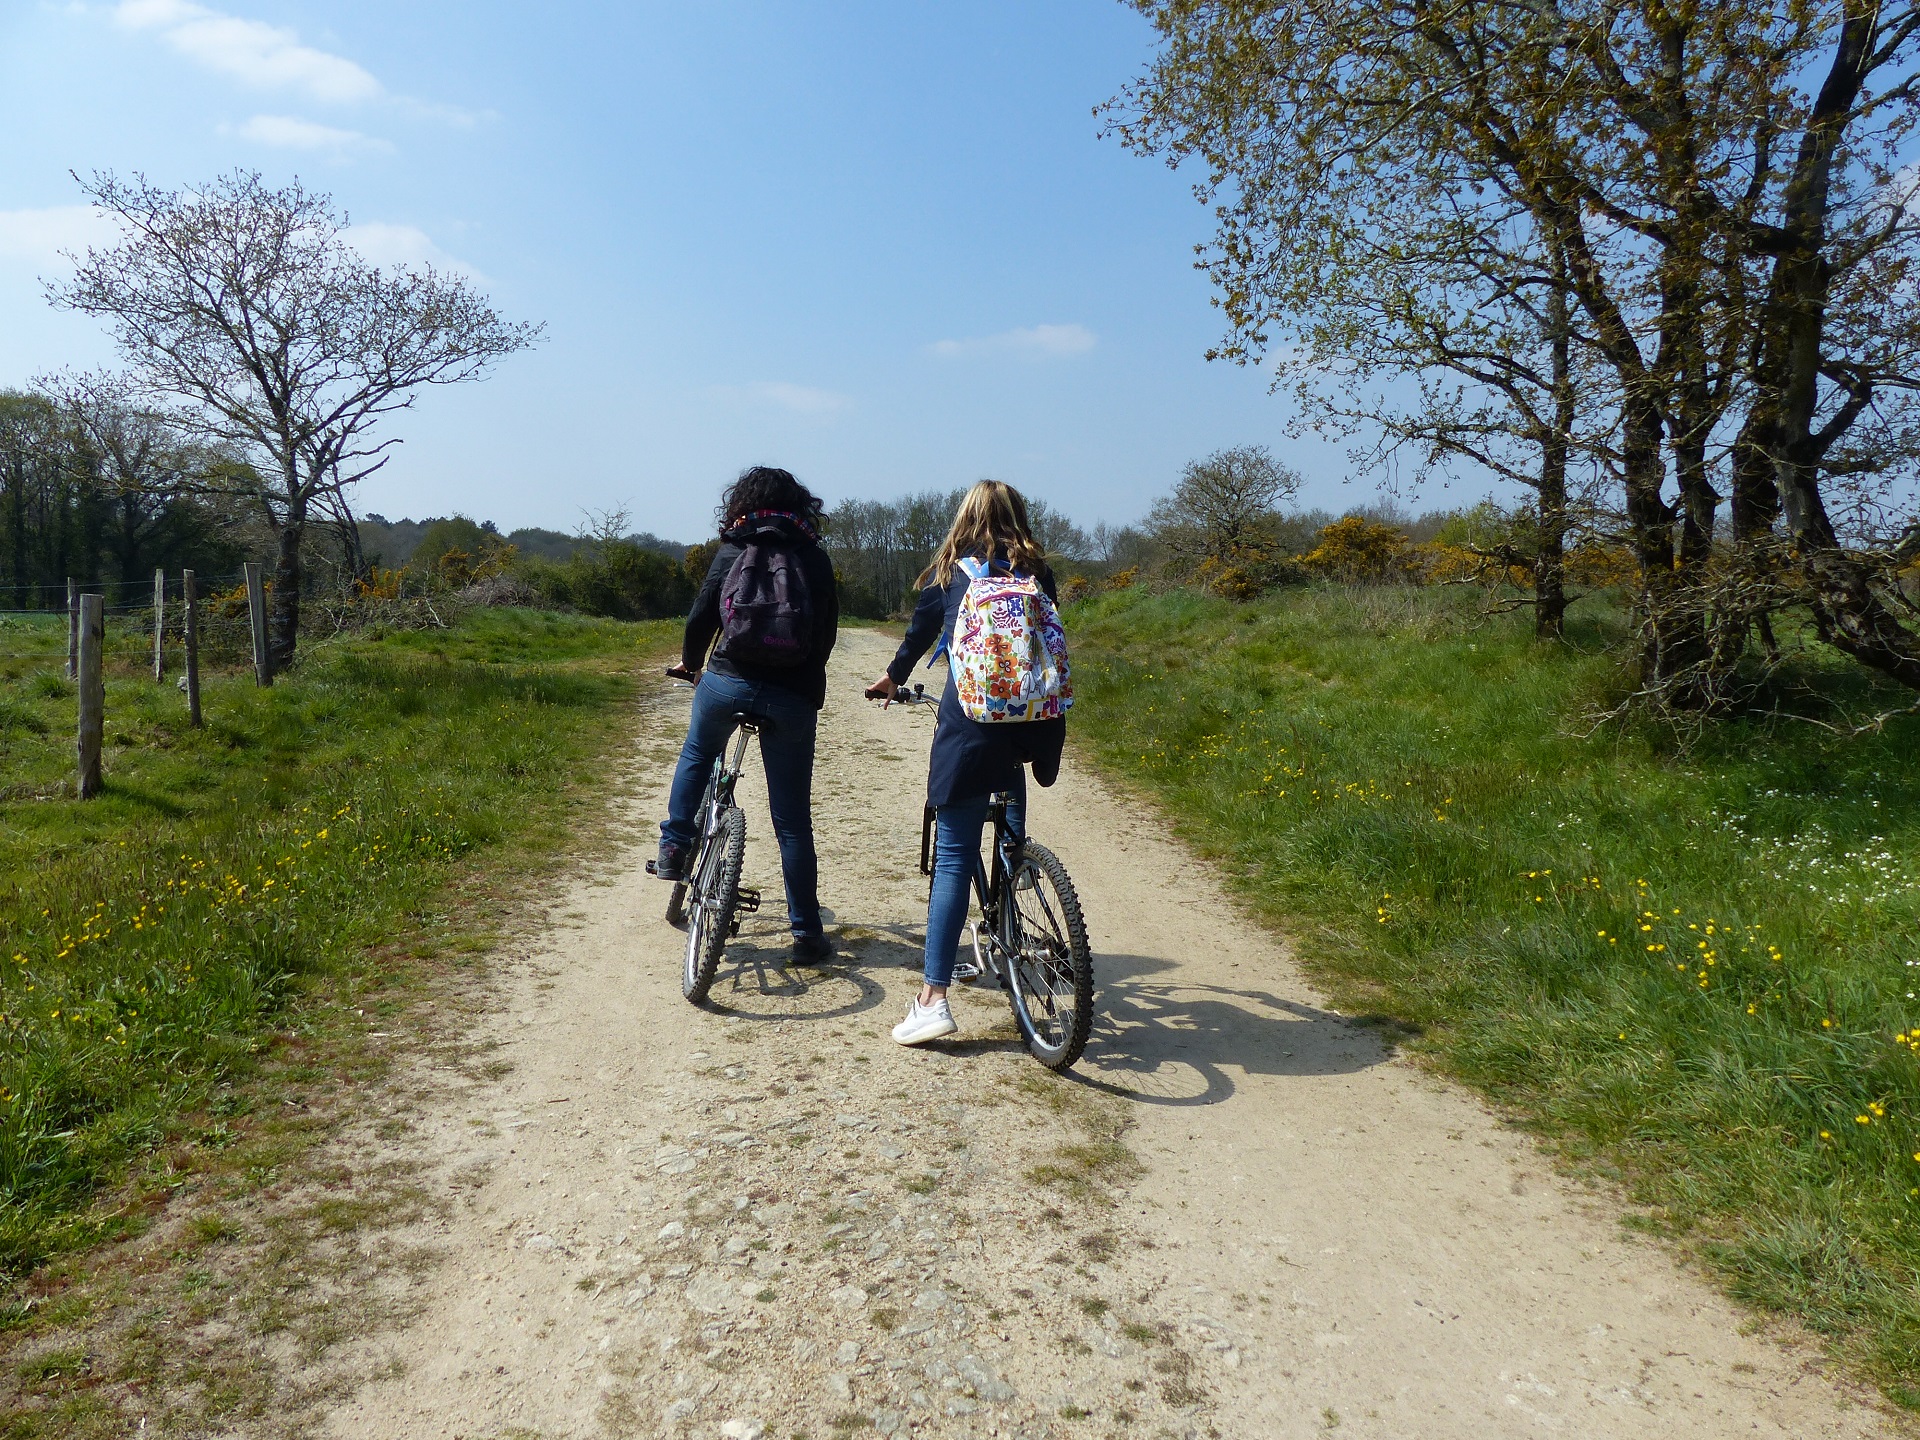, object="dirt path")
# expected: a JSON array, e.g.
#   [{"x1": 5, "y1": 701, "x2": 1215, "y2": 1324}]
[{"x1": 316, "y1": 630, "x2": 1892, "y2": 1440}]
